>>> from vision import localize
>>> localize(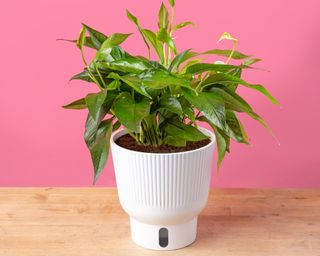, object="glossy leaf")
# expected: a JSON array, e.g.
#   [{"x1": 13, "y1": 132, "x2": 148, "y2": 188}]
[
  {"x1": 94, "y1": 46, "x2": 128, "y2": 64},
  {"x1": 81, "y1": 23, "x2": 108, "y2": 49},
  {"x1": 173, "y1": 21, "x2": 194, "y2": 31},
  {"x1": 123, "y1": 69, "x2": 190, "y2": 90},
  {"x1": 141, "y1": 29, "x2": 164, "y2": 63},
  {"x1": 226, "y1": 110, "x2": 249, "y2": 143},
  {"x1": 126, "y1": 10, "x2": 151, "y2": 59},
  {"x1": 157, "y1": 28, "x2": 177, "y2": 54},
  {"x1": 163, "y1": 119, "x2": 208, "y2": 142},
  {"x1": 203, "y1": 49, "x2": 250, "y2": 60},
  {"x1": 70, "y1": 69, "x2": 93, "y2": 82},
  {"x1": 107, "y1": 80, "x2": 120, "y2": 90},
  {"x1": 99, "y1": 33, "x2": 132, "y2": 51},
  {"x1": 97, "y1": 58, "x2": 153, "y2": 74},
  {"x1": 113, "y1": 93, "x2": 150, "y2": 132},
  {"x1": 70, "y1": 69, "x2": 109, "y2": 86},
  {"x1": 185, "y1": 63, "x2": 239, "y2": 74},
  {"x1": 202, "y1": 73, "x2": 279, "y2": 105},
  {"x1": 89, "y1": 119, "x2": 113, "y2": 184},
  {"x1": 85, "y1": 90, "x2": 108, "y2": 121},
  {"x1": 168, "y1": 49, "x2": 191, "y2": 72},
  {"x1": 197, "y1": 116, "x2": 229, "y2": 168},
  {"x1": 157, "y1": 94, "x2": 183, "y2": 115},
  {"x1": 158, "y1": 3, "x2": 169, "y2": 29},
  {"x1": 182, "y1": 88, "x2": 227, "y2": 131},
  {"x1": 207, "y1": 85, "x2": 252, "y2": 113},
  {"x1": 109, "y1": 73, "x2": 152, "y2": 98},
  {"x1": 179, "y1": 97, "x2": 195, "y2": 122},
  {"x1": 62, "y1": 98, "x2": 86, "y2": 110},
  {"x1": 225, "y1": 68, "x2": 242, "y2": 91}
]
